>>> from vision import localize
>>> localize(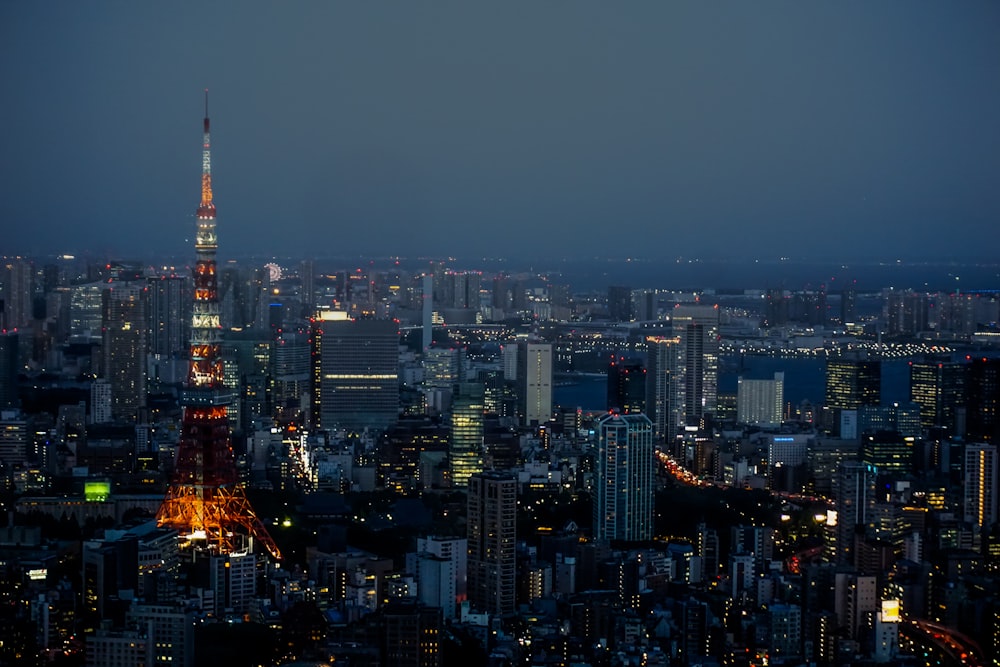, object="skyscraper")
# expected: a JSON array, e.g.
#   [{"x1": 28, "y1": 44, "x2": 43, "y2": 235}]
[
  {"x1": 0, "y1": 332, "x2": 18, "y2": 410},
  {"x1": 607, "y1": 285, "x2": 633, "y2": 322},
  {"x1": 671, "y1": 304, "x2": 720, "y2": 434},
  {"x1": 593, "y1": 412, "x2": 655, "y2": 543},
  {"x1": 826, "y1": 357, "x2": 881, "y2": 410},
  {"x1": 314, "y1": 316, "x2": 400, "y2": 431},
  {"x1": 271, "y1": 330, "x2": 311, "y2": 420},
  {"x1": 450, "y1": 382, "x2": 485, "y2": 488},
  {"x1": 467, "y1": 471, "x2": 516, "y2": 617},
  {"x1": 645, "y1": 335, "x2": 680, "y2": 441},
  {"x1": 834, "y1": 461, "x2": 876, "y2": 567},
  {"x1": 606, "y1": 356, "x2": 646, "y2": 414},
  {"x1": 148, "y1": 274, "x2": 191, "y2": 358},
  {"x1": 1, "y1": 257, "x2": 34, "y2": 330},
  {"x1": 909, "y1": 360, "x2": 966, "y2": 435},
  {"x1": 102, "y1": 282, "x2": 148, "y2": 421},
  {"x1": 966, "y1": 357, "x2": 1000, "y2": 443},
  {"x1": 963, "y1": 443, "x2": 998, "y2": 530},
  {"x1": 840, "y1": 286, "x2": 857, "y2": 325},
  {"x1": 516, "y1": 341, "x2": 552, "y2": 426}
]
